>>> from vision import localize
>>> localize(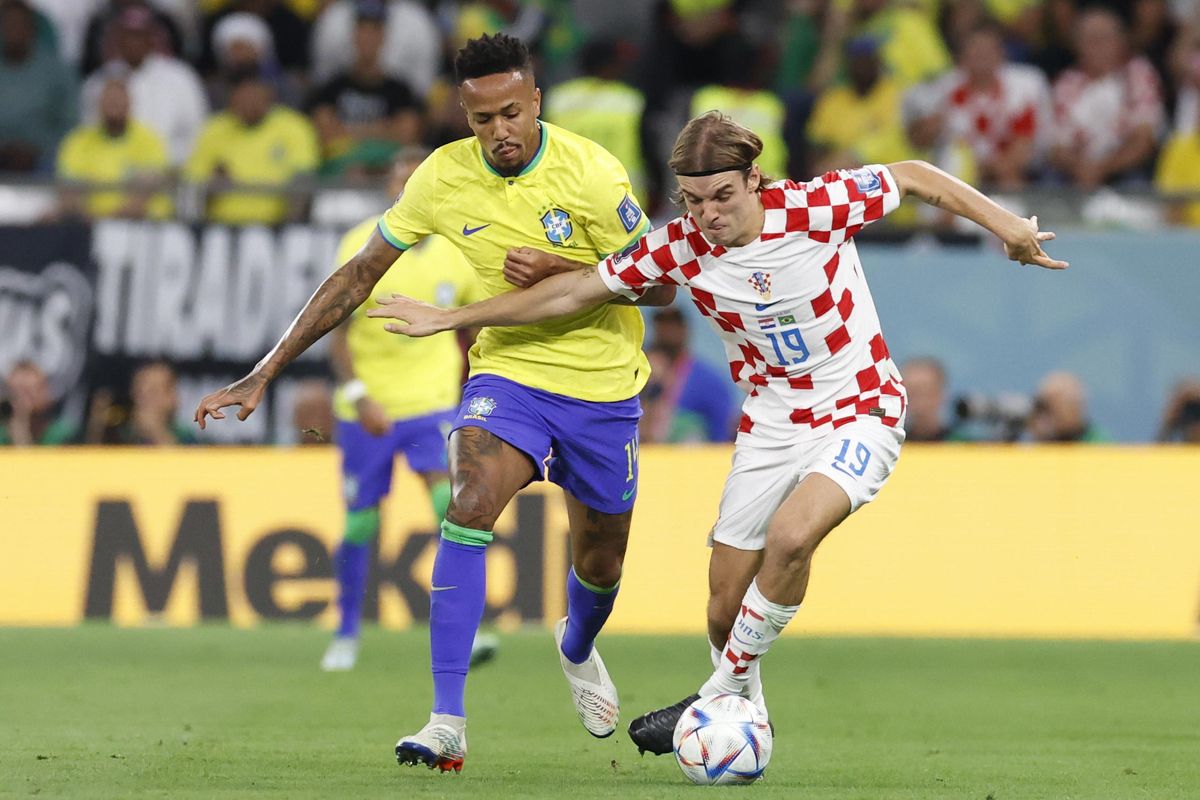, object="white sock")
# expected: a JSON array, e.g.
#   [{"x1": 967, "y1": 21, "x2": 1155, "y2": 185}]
[
  {"x1": 701, "y1": 579, "x2": 798, "y2": 698},
  {"x1": 710, "y1": 641, "x2": 768, "y2": 715}
]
